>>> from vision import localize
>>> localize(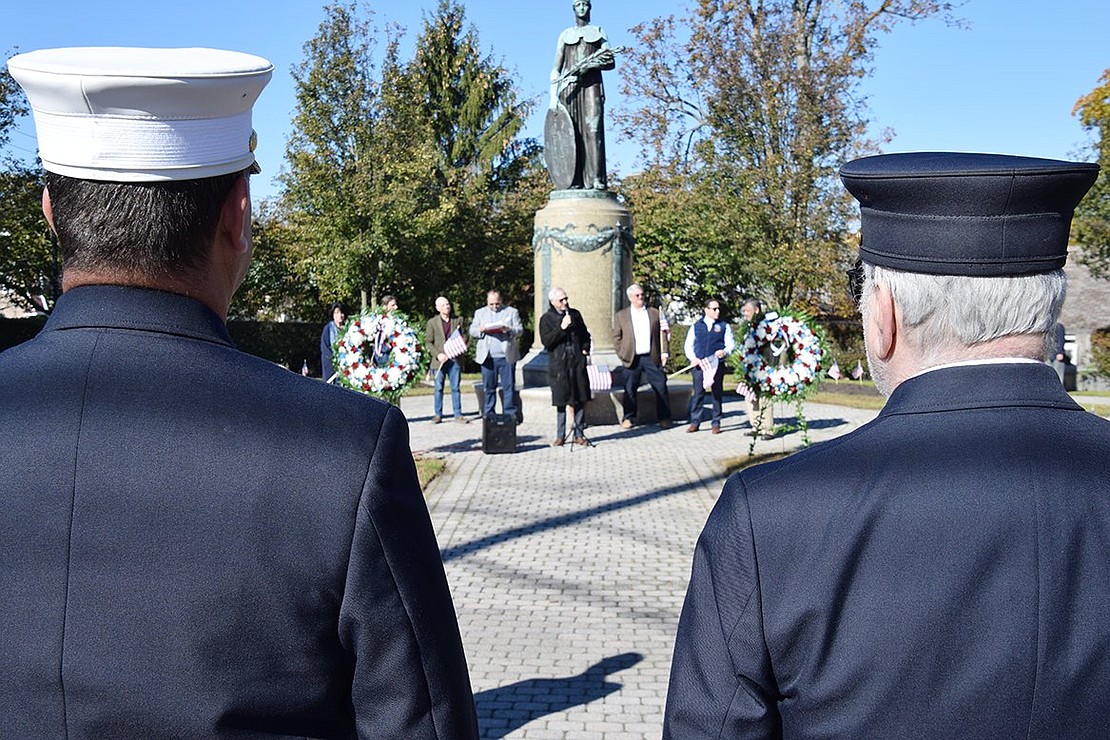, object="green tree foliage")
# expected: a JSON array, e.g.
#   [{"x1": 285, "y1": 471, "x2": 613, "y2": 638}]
[
  {"x1": 279, "y1": 2, "x2": 445, "y2": 311},
  {"x1": 270, "y1": 1, "x2": 543, "y2": 325},
  {"x1": 231, "y1": 200, "x2": 321, "y2": 321},
  {"x1": 395, "y1": 0, "x2": 543, "y2": 318},
  {"x1": 0, "y1": 58, "x2": 28, "y2": 154},
  {"x1": 617, "y1": 0, "x2": 956, "y2": 312},
  {"x1": 0, "y1": 60, "x2": 55, "y2": 312},
  {"x1": 411, "y1": 0, "x2": 526, "y2": 179},
  {"x1": 1072, "y1": 69, "x2": 1110, "y2": 278},
  {"x1": 617, "y1": 163, "x2": 751, "y2": 318},
  {"x1": 0, "y1": 165, "x2": 56, "y2": 311}
]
